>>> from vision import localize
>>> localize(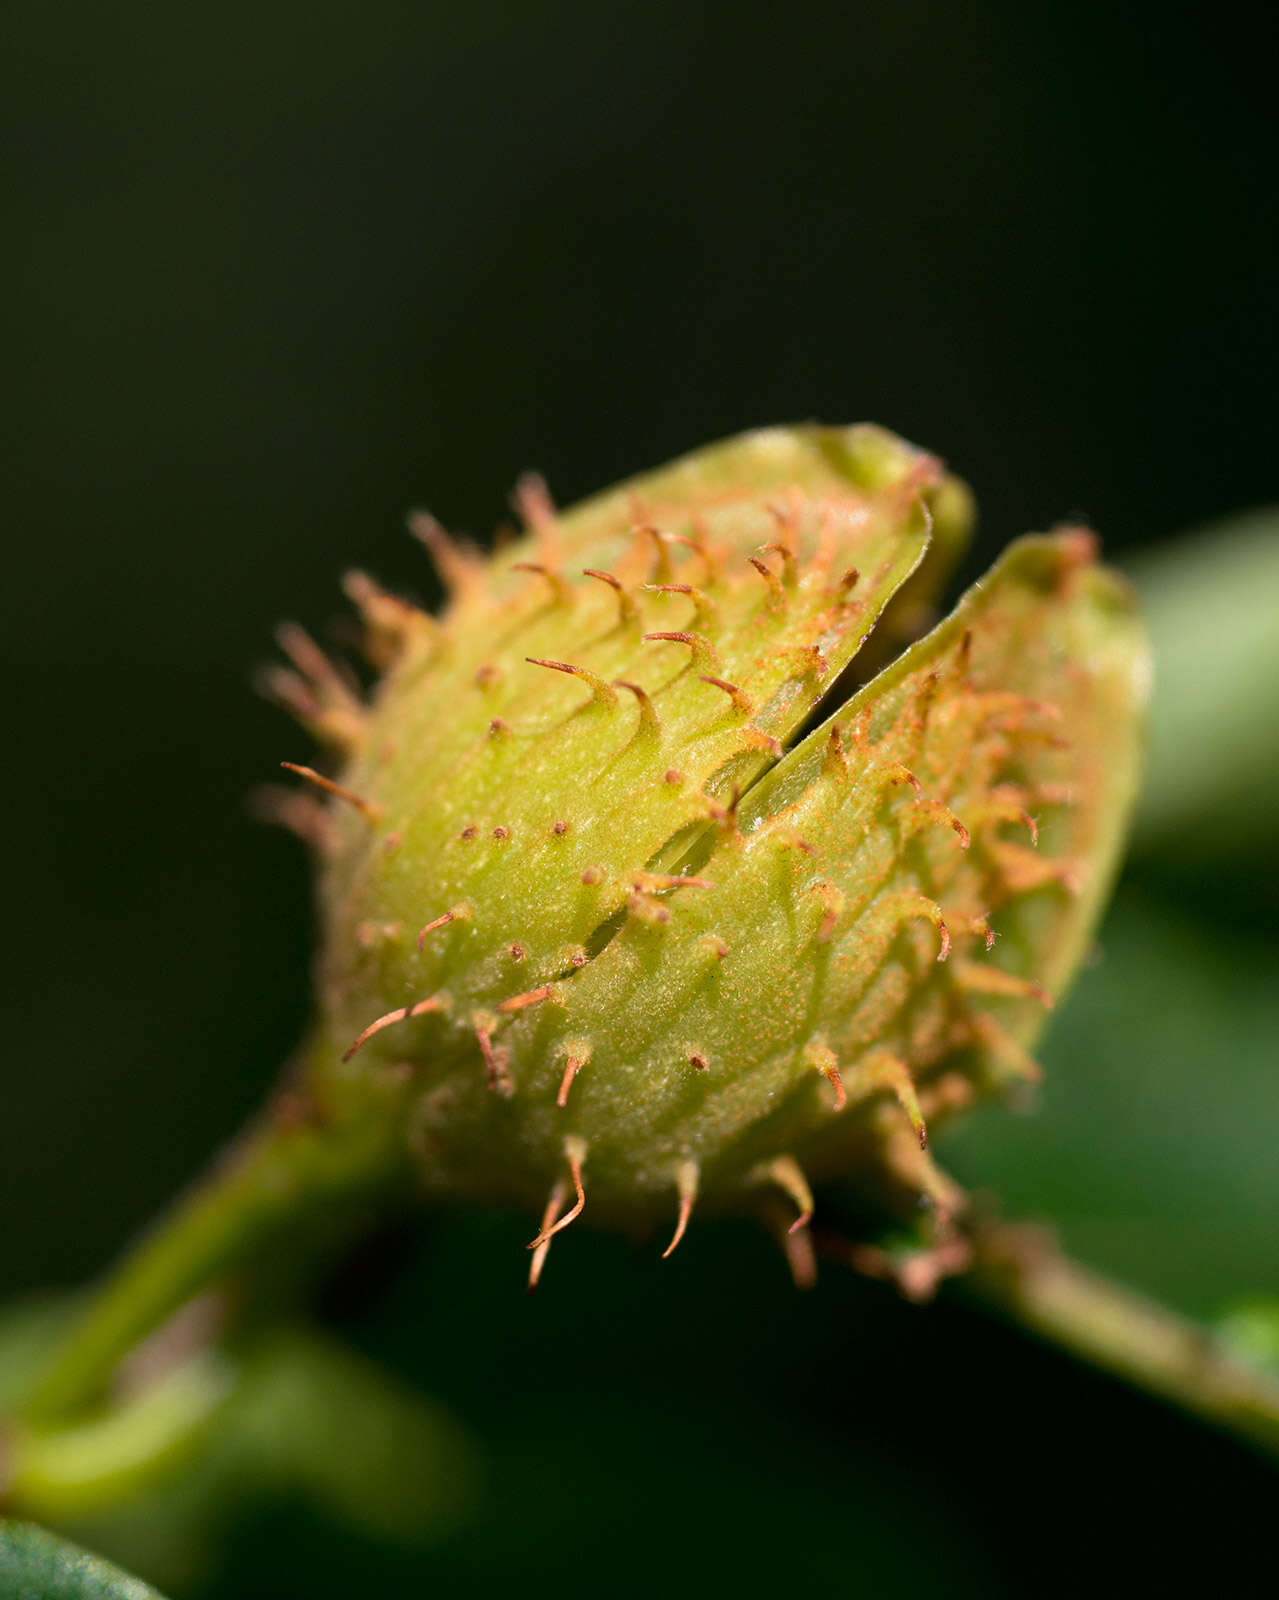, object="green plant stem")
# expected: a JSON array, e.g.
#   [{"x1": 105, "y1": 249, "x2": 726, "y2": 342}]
[
  {"x1": 16, "y1": 1107, "x2": 409, "y2": 1427},
  {"x1": 4, "y1": 1351, "x2": 236, "y2": 1517},
  {"x1": 966, "y1": 1234, "x2": 1279, "y2": 1456}
]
